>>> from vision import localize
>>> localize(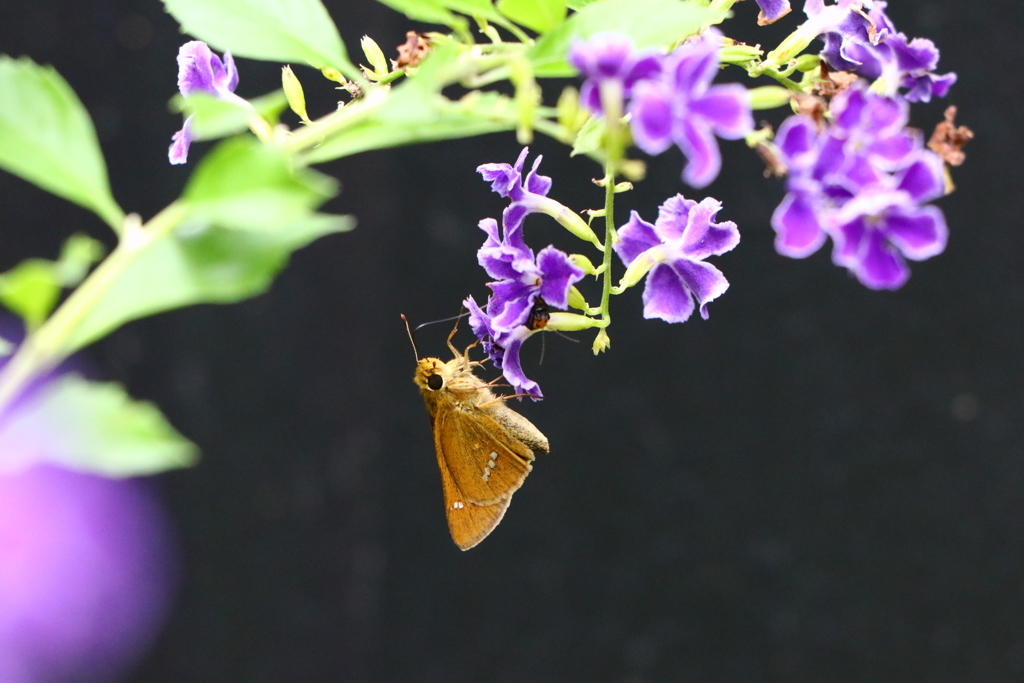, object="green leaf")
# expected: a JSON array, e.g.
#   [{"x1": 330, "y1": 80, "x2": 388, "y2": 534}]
[
  {"x1": 171, "y1": 90, "x2": 288, "y2": 141},
  {"x1": 0, "y1": 56, "x2": 124, "y2": 230},
  {"x1": 374, "y1": 0, "x2": 463, "y2": 26},
  {"x1": 162, "y1": 0, "x2": 355, "y2": 76},
  {"x1": 570, "y1": 114, "x2": 606, "y2": 157},
  {"x1": 183, "y1": 137, "x2": 338, "y2": 231},
  {"x1": 305, "y1": 90, "x2": 514, "y2": 163},
  {"x1": 0, "y1": 375, "x2": 198, "y2": 477},
  {"x1": 527, "y1": 0, "x2": 722, "y2": 76},
  {"x1": 497, "y1": 0, "x2": 568, "y2": 33},
  {"x1": 0, "y1": 234, "x2": 104, "y2": 329},
  {"x1": 0, "y1": 261, "x2": 61, "y2": 329},
  {"x1": 304, "y1": 44, "x2": 514, "y2": 163},
  {"x1": 63, "y1": 213, "x2": 353, "y2": 353},
  {"x1": 566, "y1": 0, "x2": 599, "y2": 9}
]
